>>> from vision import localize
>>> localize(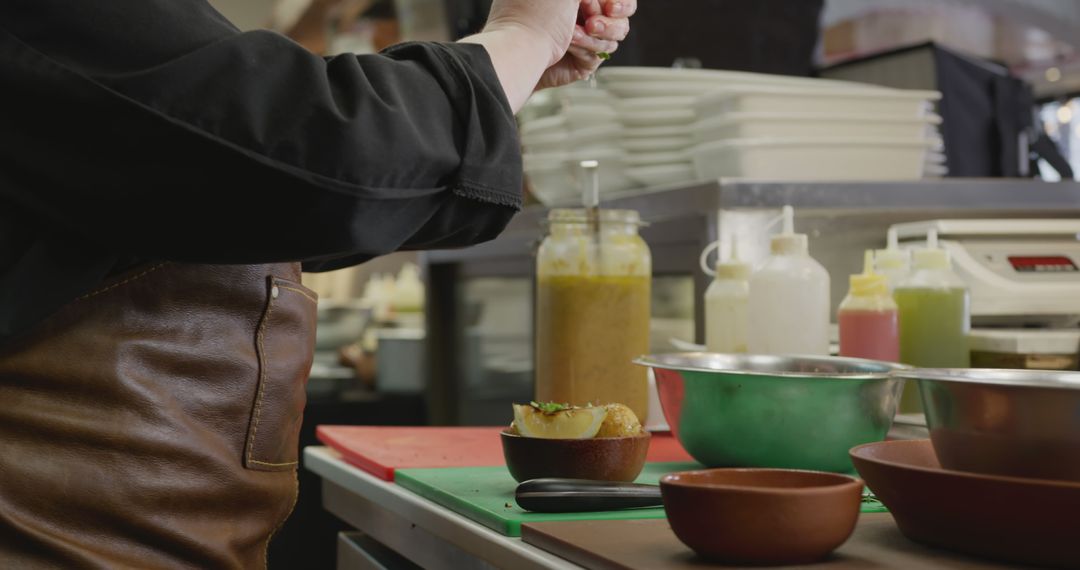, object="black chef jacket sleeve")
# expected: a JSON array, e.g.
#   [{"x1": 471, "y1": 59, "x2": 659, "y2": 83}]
[{"x1": 0, "y1": 1, "x2": 522, "y2": 271}]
